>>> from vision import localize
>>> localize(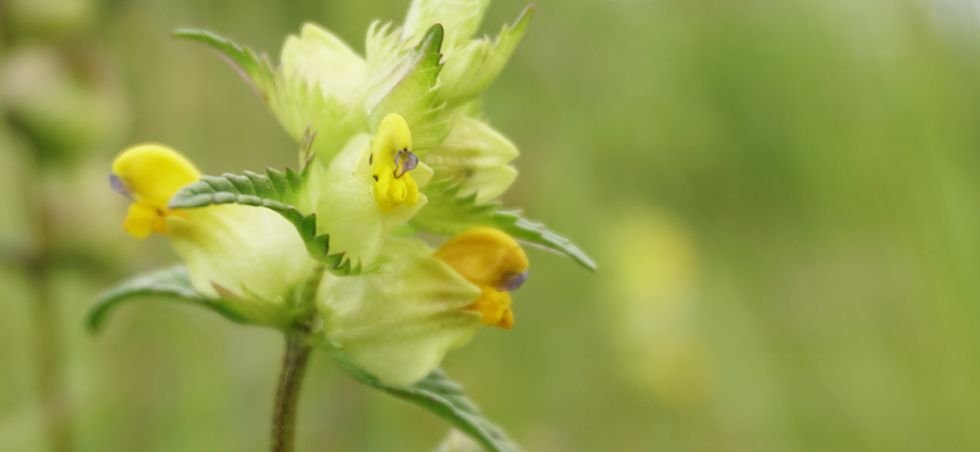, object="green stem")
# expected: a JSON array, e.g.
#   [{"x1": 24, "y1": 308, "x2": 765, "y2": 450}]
[
  {"x1": 269, "y1": 264, "x2": 324, "y2": 452},
  {"x1": 271, "y1": 334, "x2": 313, "y2": 452}
]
